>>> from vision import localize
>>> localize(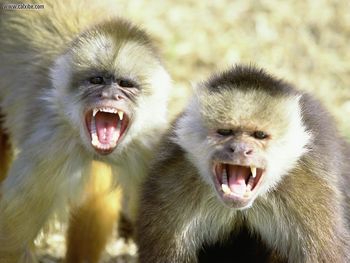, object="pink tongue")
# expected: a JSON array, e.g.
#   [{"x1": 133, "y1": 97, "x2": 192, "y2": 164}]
[
  {"x1": 95, "y1": 112, "x2": 118, "y2": 144},
  {"x1": 228, "y1": 166, "x2": 248, "y2": 196}
]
